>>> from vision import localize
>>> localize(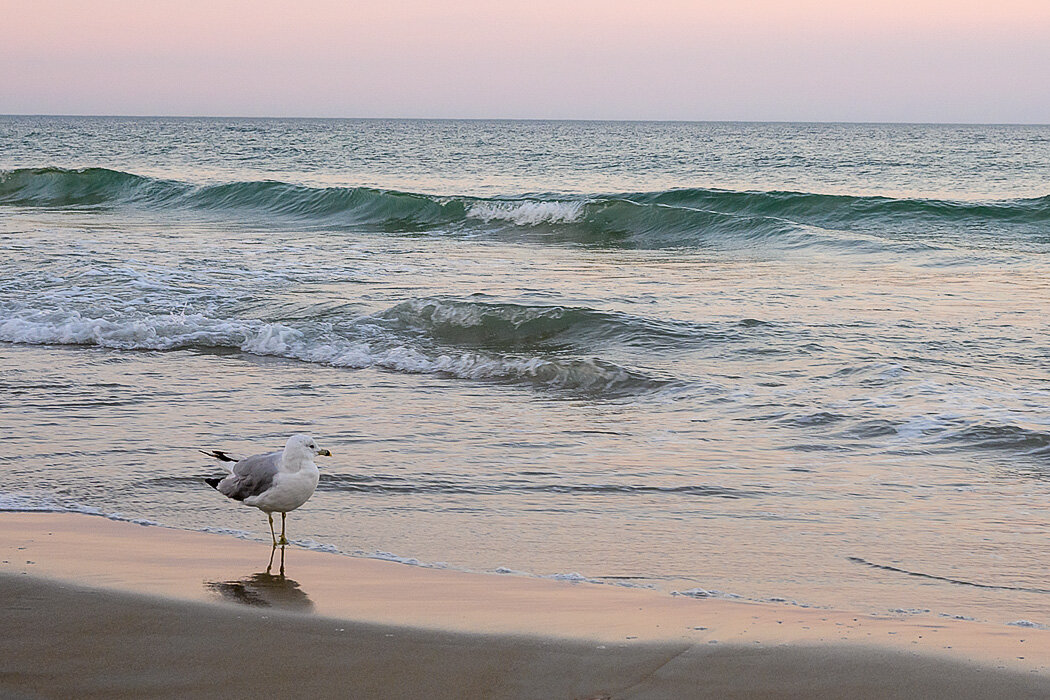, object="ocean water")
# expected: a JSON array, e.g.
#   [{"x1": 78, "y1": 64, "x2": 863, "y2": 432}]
[{"x1": 2, "y1": 116, "x2": 1050, "y2": 622}]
